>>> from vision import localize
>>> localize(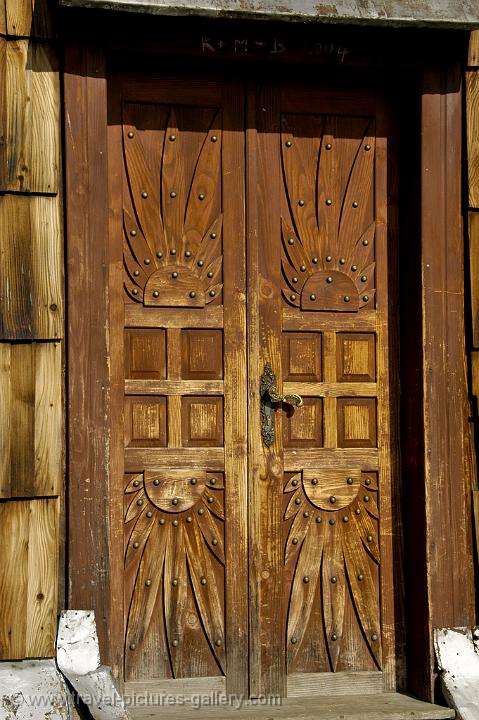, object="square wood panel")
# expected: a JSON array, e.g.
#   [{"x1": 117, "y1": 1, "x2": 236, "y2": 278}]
[
  {"x1": 283, "y1": 332, "x2": 322, "y2": 381},
  {"x1": 182, "y1": 396, "x2": 224, "y2": 447},
  {"x1": 124, "y1": 329, "x2": 166, "y2": 380},
  {"x1": 337, "y1": 398, "x2": 377, "y2": 448},
  {"x1": 181, "y1": 329, "x2": 223, "y2": 379},
  {"x1": 125, "y1": 396, "x2": 167, "y2": 447},
  {"x1": 336, "y1": 333, "x2": 376, "y2": 382},
  {"x1": 283, "y1": 397, "x2": 323, "y2": 448}
]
